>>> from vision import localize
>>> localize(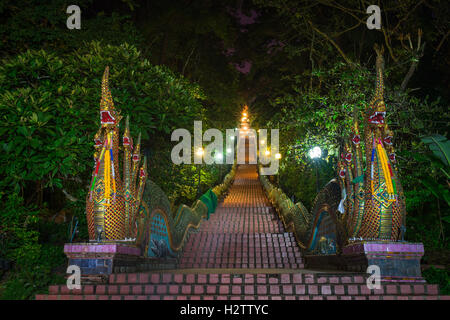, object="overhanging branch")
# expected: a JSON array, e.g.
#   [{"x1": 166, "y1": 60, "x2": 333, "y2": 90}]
[{"x1": 308, "y1": 21, "x2": 355, "y2": 67}]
